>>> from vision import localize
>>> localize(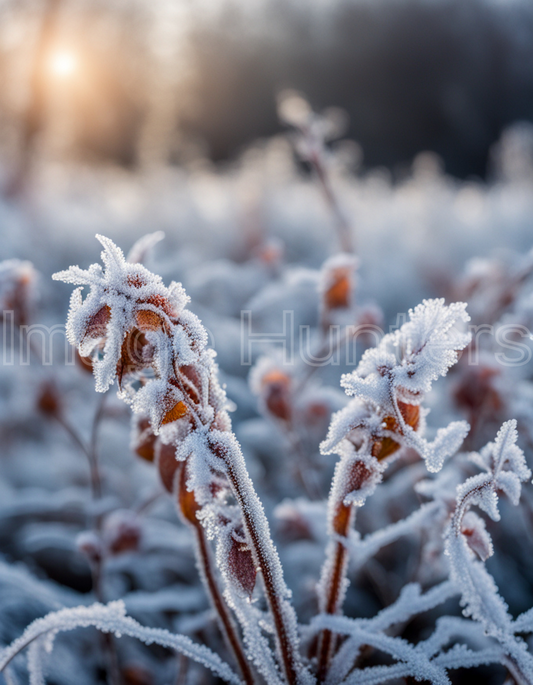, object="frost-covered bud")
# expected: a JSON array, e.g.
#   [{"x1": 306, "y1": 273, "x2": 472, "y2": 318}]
[
  {"x1": 319, "y1": 253, "x2": 357, "y2": 313},
  {"x1": 262, "y1": 370, "x2": 292, "y2": 422},
  {"x1": 76, "y1": 530, "x2": 103, "y2": 565},
  {"x1": 0, "y1": 259, "x2": 37, "y2": 327},
  {"x1": 250, "y1": 356, "x2": 293, "y2": 422},
  {"x1": 277, "y1": 90, "x2": 313, "y2": 129},
  {"x1": 103, "y1": 511, "x2": 142, "y2": 556},
  {"x1": 36, "y1": 381, "x2": 62, "y2": 418},
  {"x1": 227, "y1": 533, "x2": 257, "y2": 599}
]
